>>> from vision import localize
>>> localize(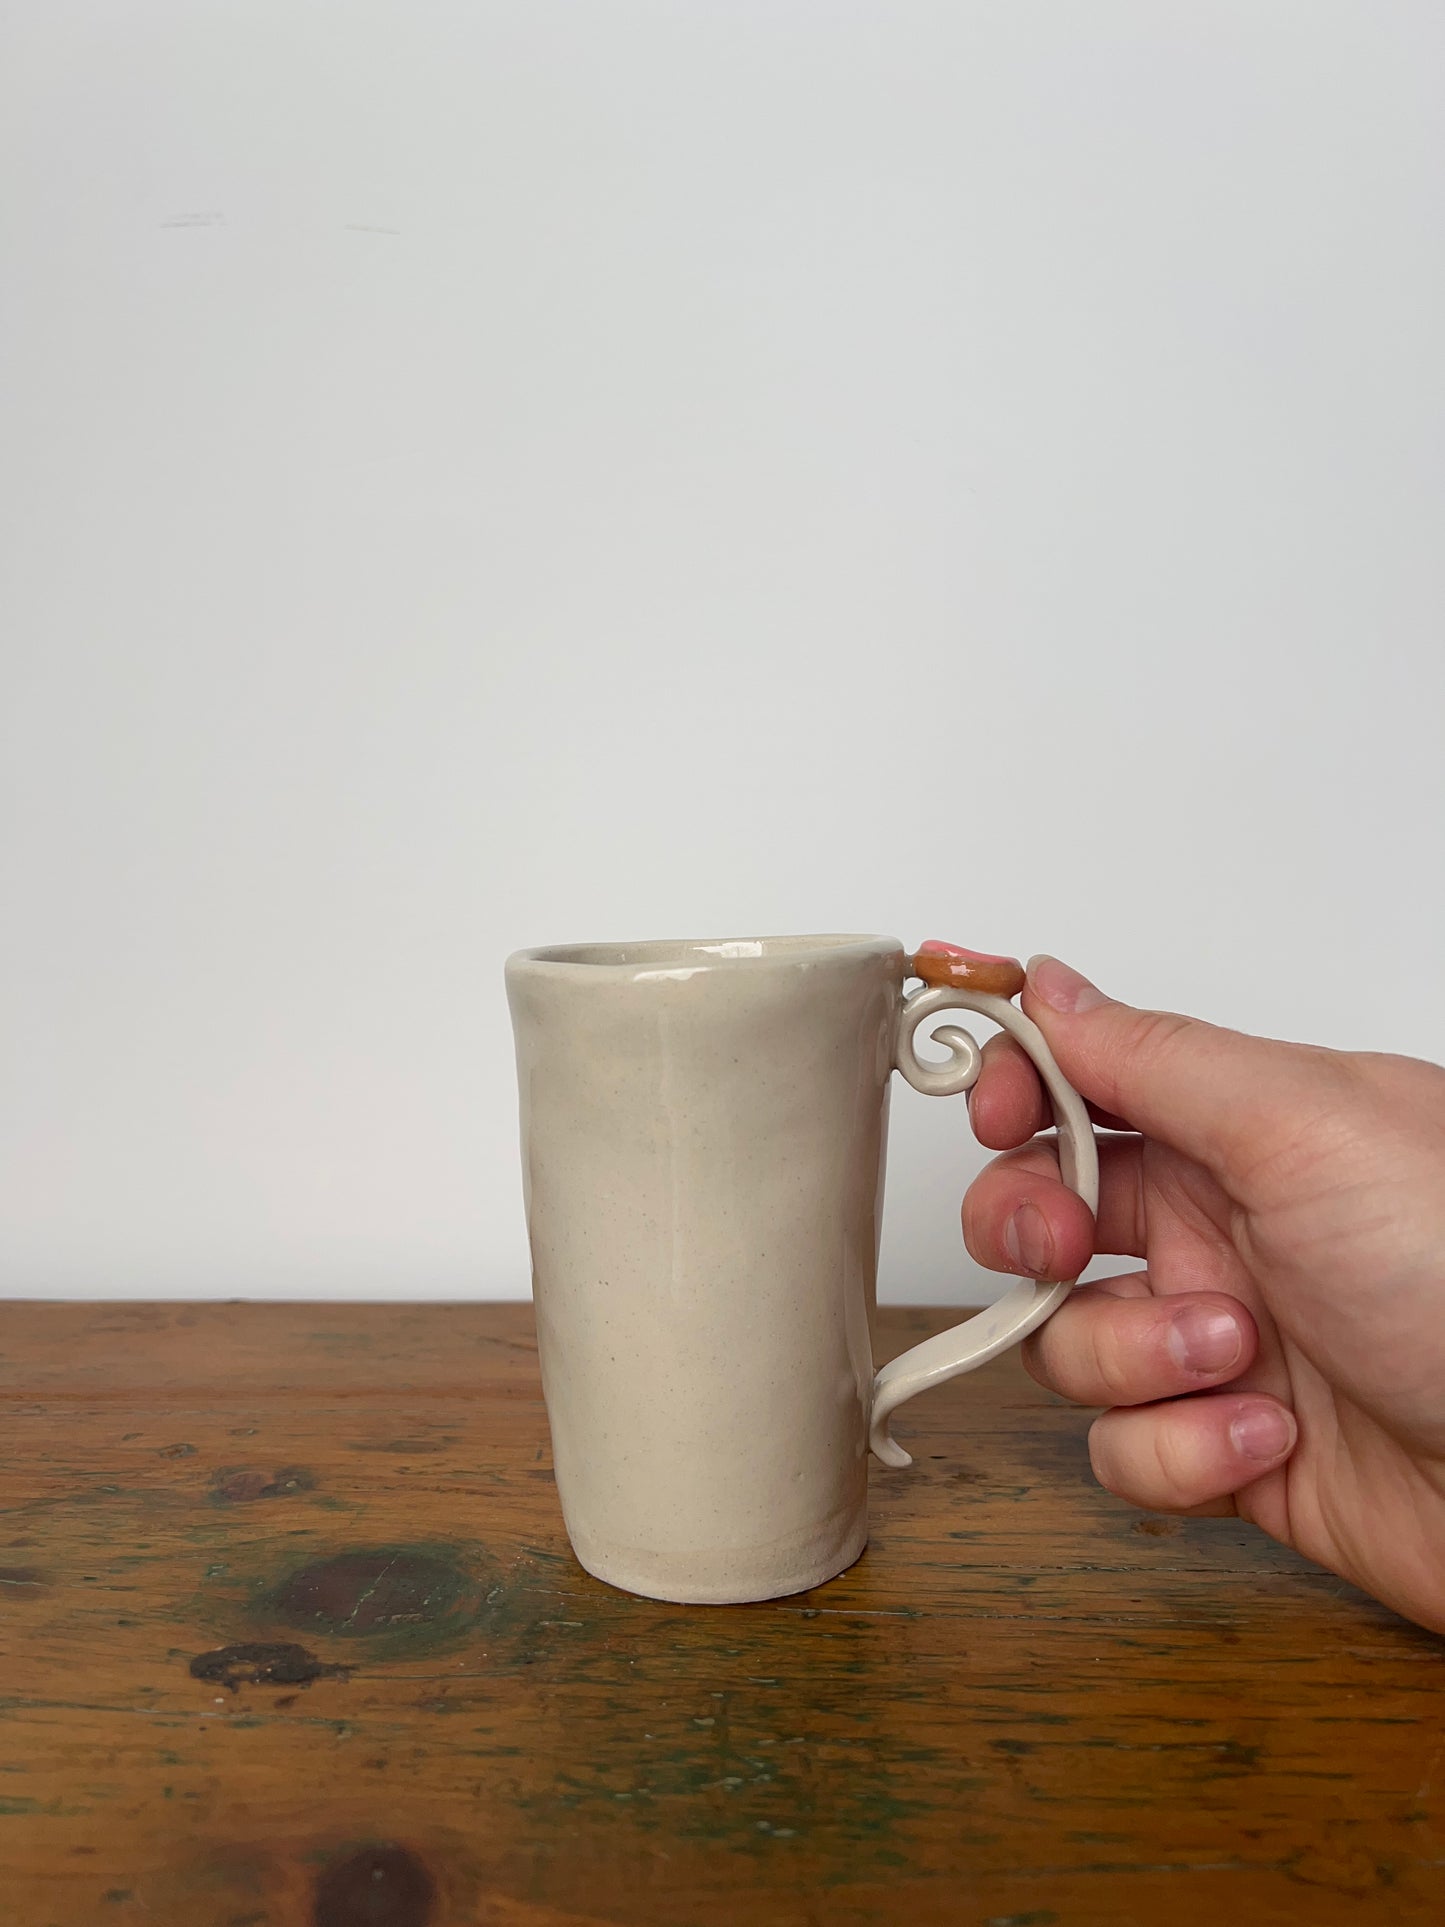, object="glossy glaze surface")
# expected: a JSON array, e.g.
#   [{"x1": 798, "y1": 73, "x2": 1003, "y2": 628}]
[
  {"x1": 507, "y1": 934, "x2": 1096, "y2": 1603},
  {"x1": 508, "y1": 937, "x2": 900, "y2": 1603},
  {"x1": 910, "y1": 938, "x2": 1027, "y2": 999}
]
